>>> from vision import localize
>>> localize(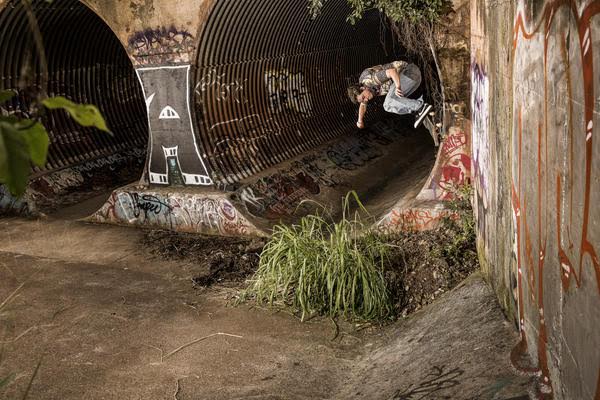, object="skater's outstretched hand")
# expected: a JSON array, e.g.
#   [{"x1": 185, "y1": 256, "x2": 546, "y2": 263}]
[{"x1": 356, "y1": 102, "x2": 367, "y2": 129}]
